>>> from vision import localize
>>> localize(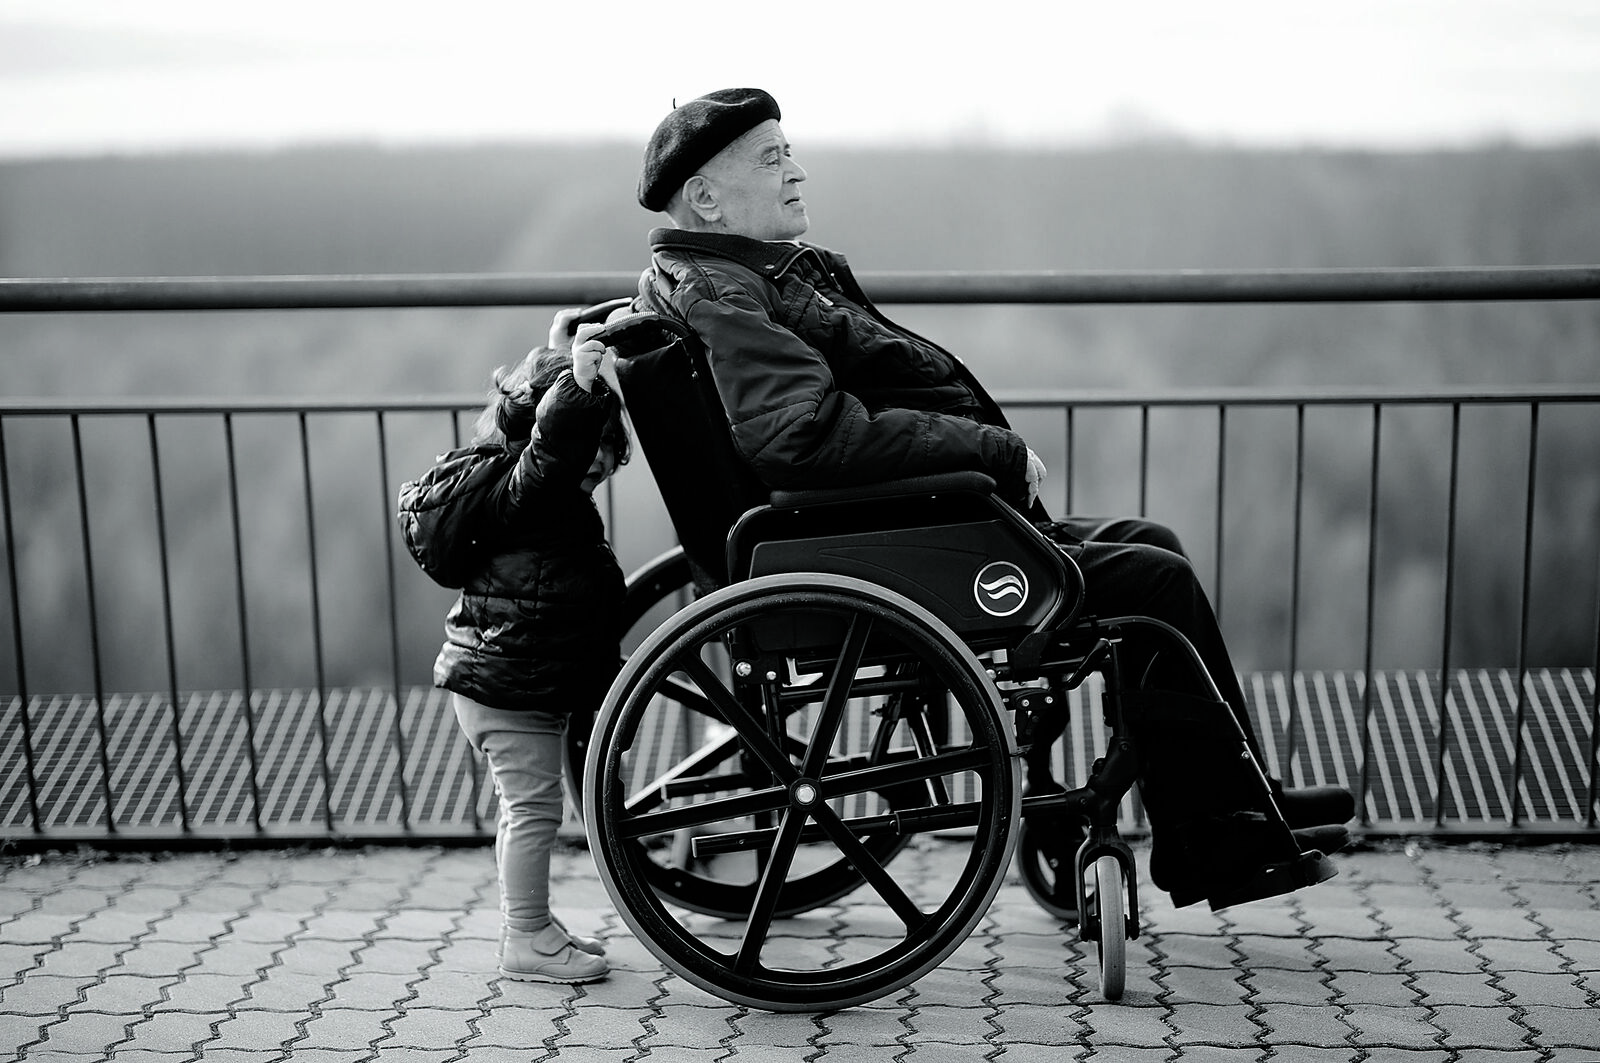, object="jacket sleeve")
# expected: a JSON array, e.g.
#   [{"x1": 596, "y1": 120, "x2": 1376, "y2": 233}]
[
  {"x1": 680, "y1": 284, "x2": 1031, "y2": 503},
  {"x1": 504, "y1": 371, "x2": 614, "y2": 512}
]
